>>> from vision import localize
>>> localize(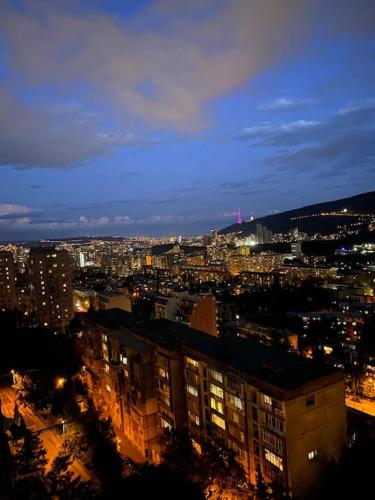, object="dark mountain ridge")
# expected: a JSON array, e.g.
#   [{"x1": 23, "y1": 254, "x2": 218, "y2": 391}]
[{"x1": 219, "y1": 191, "x2": 375, "y2": 236}]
